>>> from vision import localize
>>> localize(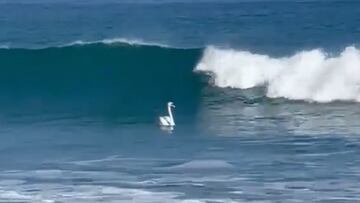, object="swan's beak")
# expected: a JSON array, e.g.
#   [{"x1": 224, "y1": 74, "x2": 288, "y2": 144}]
[{"x1": 172, "y1": 105, "x2": 176, "y2": 108}]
